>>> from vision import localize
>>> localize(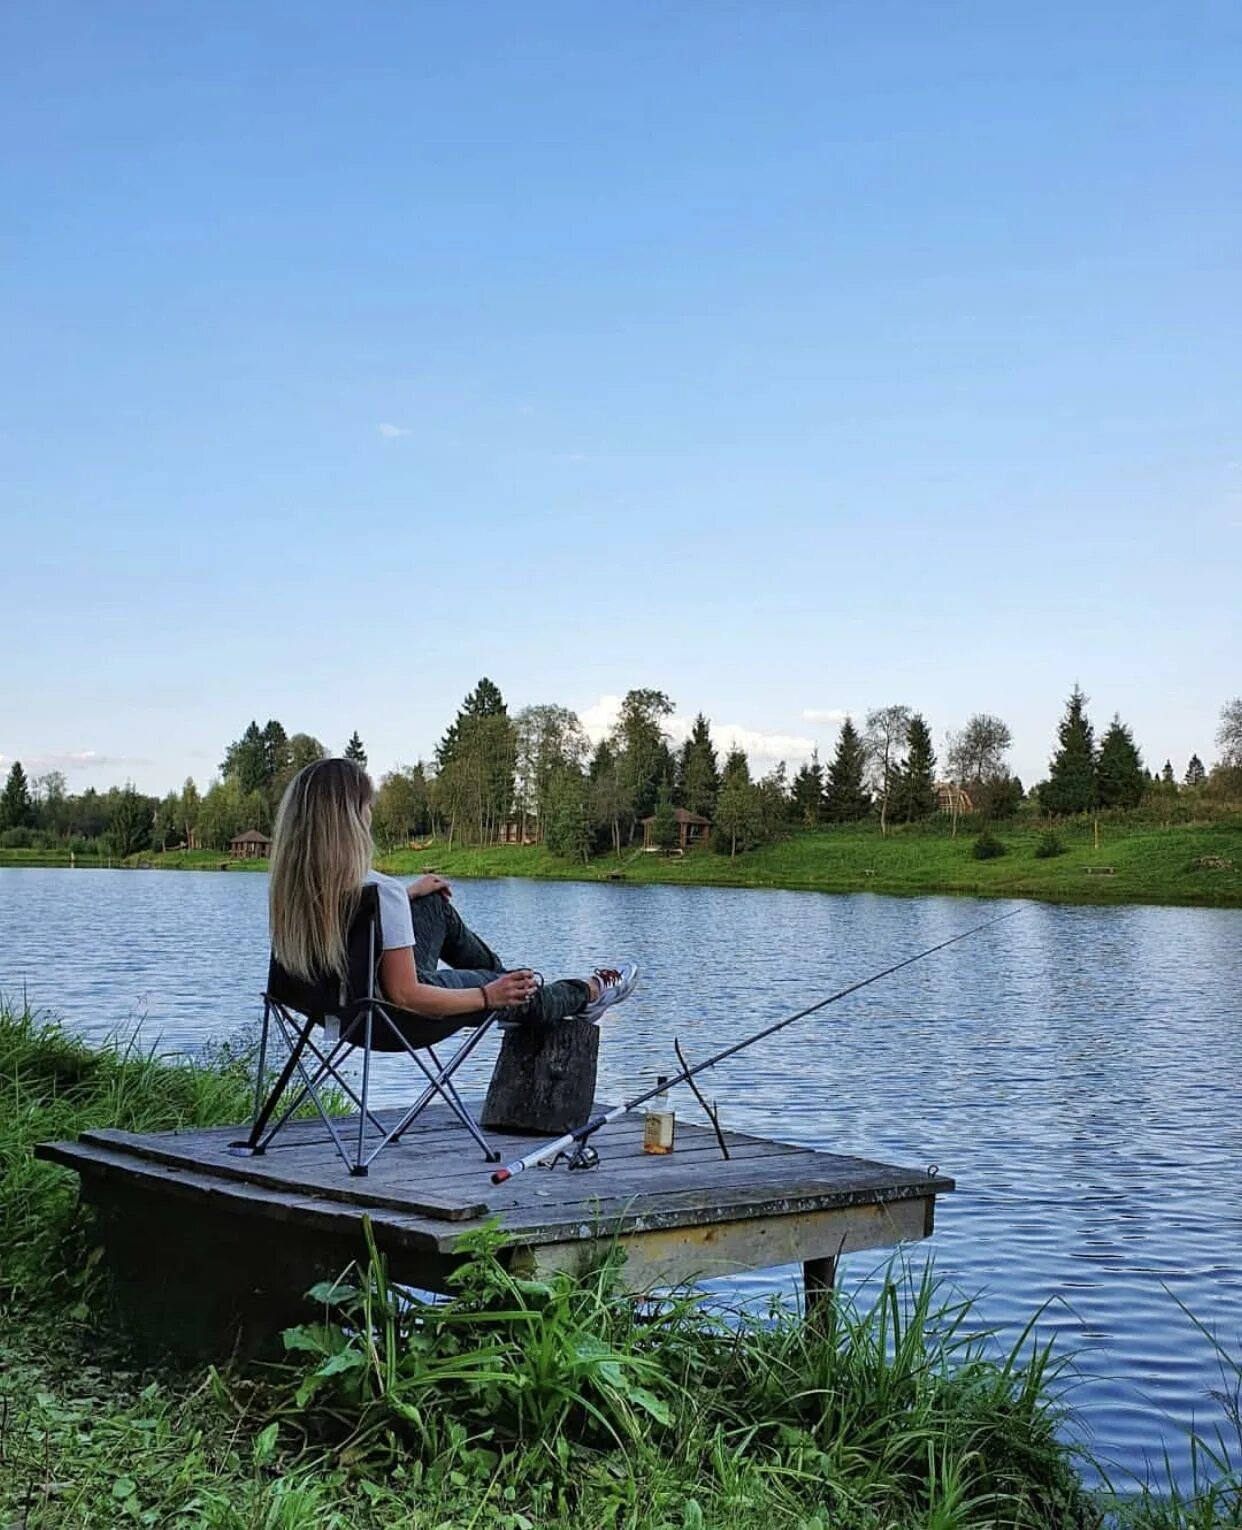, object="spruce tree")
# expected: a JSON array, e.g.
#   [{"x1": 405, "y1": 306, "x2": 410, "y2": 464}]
[
  {"x1": 344, "y1": 731, "x2": 368, "y2": 768},
  {"x1": 1161, "y1": 760, "x2": 1175, "y2": 786},
  {"x1": 1096, "y1": 716, "x2": 1145, "y2": 808},
  {"x1": 0, "y1": 761, "x2": 33, "y2": 830},
  {"x1": 823, "y1": 717, "x2": 871, "y2": 822},
  {"x1": 1184, "y1": 754, "x2": 1206, "y2": 788},
  {"x1": 220, "y1": 721, "x2": 268, "y2": 795},
  {"x1": 1039, "y1": 687, "x2": 1097, "y2": 815},
  {"x1": 677, "y1": 713, "x2": 720, "y2": 818},
  {"x1": 893, "y1": 713, "x2": 937, "y2": 821},
  {"x1": 790, "y1": 749, "x2": 825, "y2": 826}
]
